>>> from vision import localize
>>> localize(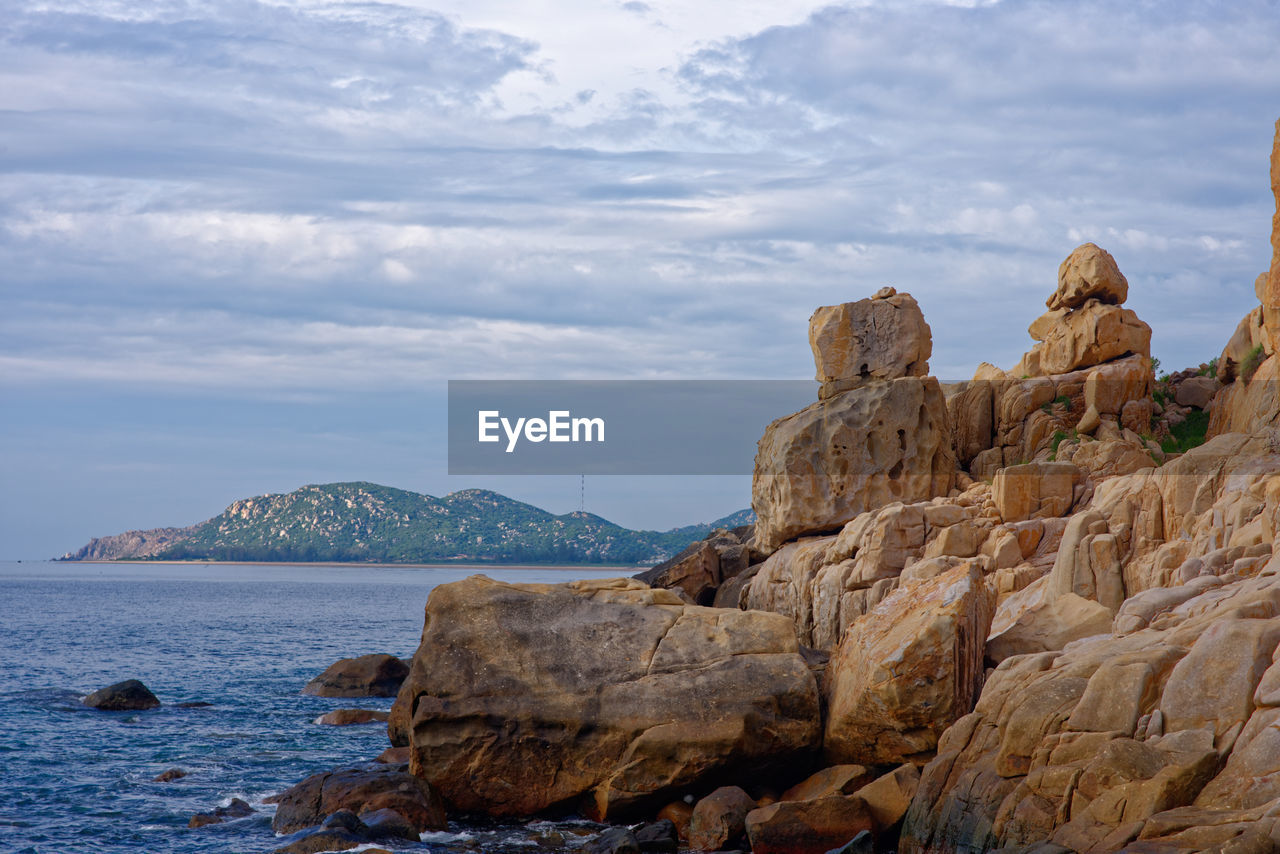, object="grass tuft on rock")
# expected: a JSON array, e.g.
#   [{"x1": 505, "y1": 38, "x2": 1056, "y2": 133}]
[{"x1": 1160, "y1": 409, "x2": 1210, "y2": 455}]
